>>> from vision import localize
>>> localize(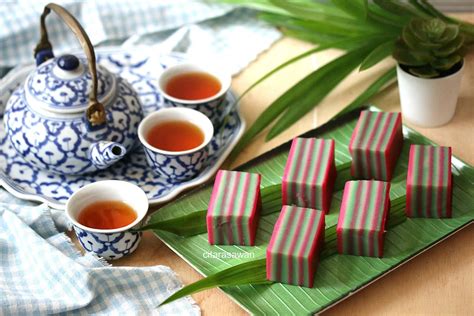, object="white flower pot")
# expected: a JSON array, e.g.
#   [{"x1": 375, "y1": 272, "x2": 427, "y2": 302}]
[{"x1": 396, "y1": 62, "x2": 464, "y2": 127}]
